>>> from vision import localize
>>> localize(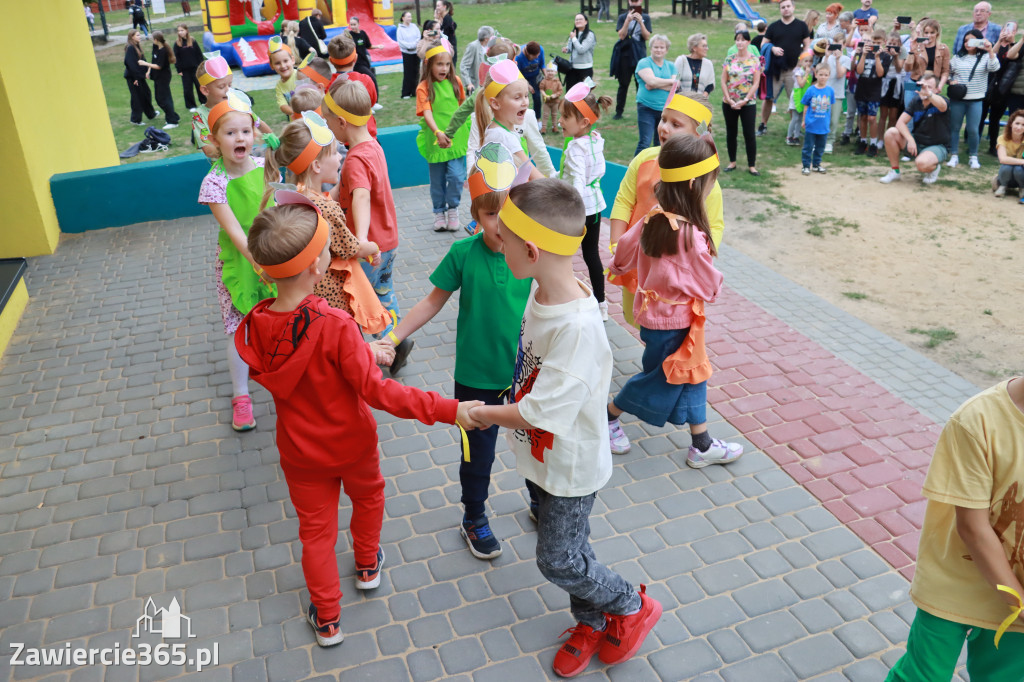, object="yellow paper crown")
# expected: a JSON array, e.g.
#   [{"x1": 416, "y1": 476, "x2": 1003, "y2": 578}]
[
  {"x1": 498, "y1": 198, "x2": 583, "y2": 256},
  {"x1": 659, "y1": 153, "x2": 720, "y2": 182},
  {"x1": 665, "y1": 94, "x2": 712, "y2": 126},
  {"x1": 323, "y1": 92, "x2": 371, "y2": 126}
]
